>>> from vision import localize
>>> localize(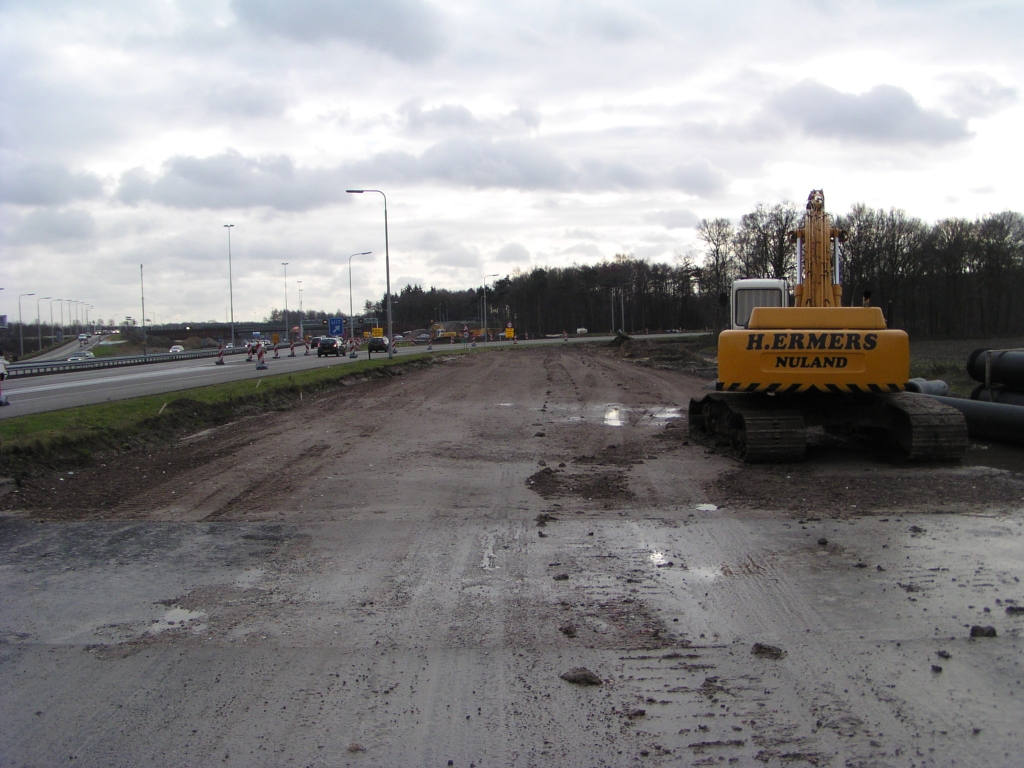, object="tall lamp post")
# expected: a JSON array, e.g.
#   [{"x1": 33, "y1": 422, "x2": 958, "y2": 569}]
[
  {"x1": 50, "y1": 299, "x2": 61, "y2": 344},
  {"x1": 36, "y1": 295, "x2": 50, "y2": 352},
  {"x1": 224, "y1": 224, "x2": 235, "y2": 348},
  {"x1": 346, "y1": 189, "x2": 393, "y2": 359},
  {"x1": 281, "y1": 262, "x2": 289, "y2": 342},
  {"x1": 483, "y1": 274, "x2": 498, "y2": 342},
  {"x1": 296, "y1": 280, "x2": 303, "y2": 342},
  {"x1": 348, "y1": 251, "x2": 371, "y2": 340},
  {"x1": 18, "y1": 293, "x2": 34, "y2": 357}
]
